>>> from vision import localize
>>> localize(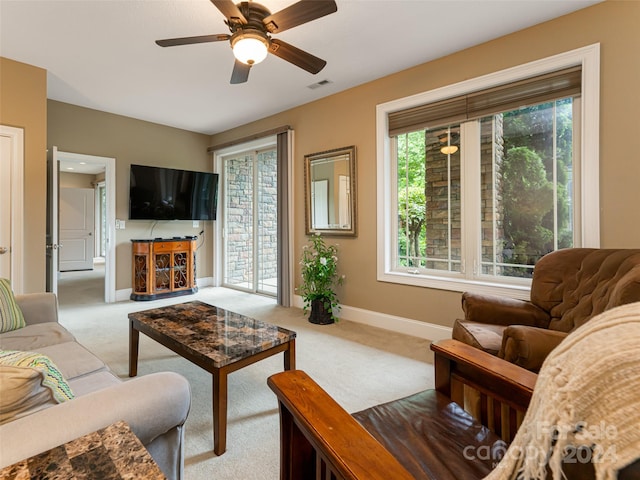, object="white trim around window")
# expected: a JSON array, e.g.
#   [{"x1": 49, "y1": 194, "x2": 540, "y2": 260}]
[{"x1": 376, "y1": 44, "x2": 600, "y2": 300}]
